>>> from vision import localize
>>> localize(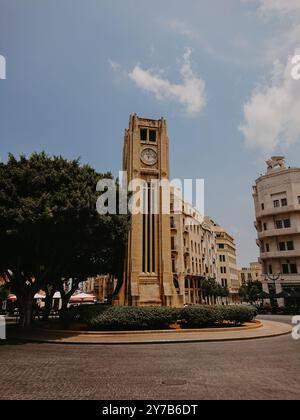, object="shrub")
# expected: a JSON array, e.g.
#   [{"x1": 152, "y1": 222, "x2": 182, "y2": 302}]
[
  {"x1": 60, "y1": 304, "x2": 109, "y2": 326},
  {"x1": 88, "y1": 306, "x2": 180, "y2": 331},
  {"x1": 180, "y1": 305, "x2": 222, "y2": 328},
  {"x1": 181, "y1": 305, "x2": 257, "y2": 328},
  {"x1": 62, "y1": 304, "x2": 258, "y2": 330},
  {"x1": 218, "y1": 305, "x2": 258, "y2": 325}
]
